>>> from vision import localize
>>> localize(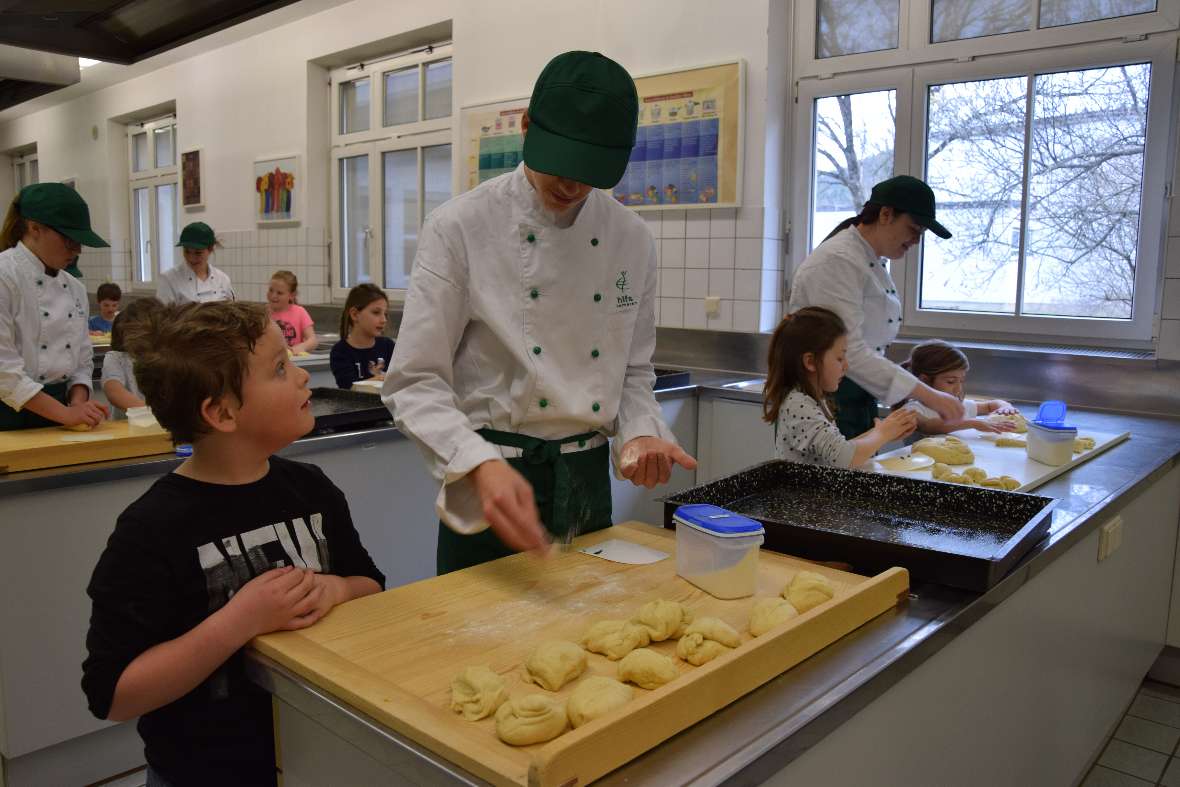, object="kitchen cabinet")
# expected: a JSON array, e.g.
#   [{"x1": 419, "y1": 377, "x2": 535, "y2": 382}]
[{"x1": 695, "y1": 394, "x2": 776, "y2": 484}]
